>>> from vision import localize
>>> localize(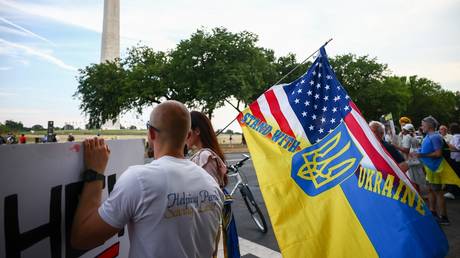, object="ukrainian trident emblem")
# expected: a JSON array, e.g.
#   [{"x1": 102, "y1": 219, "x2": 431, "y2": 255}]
[{"x1": 291, "y1": 123, "x2": 363, "y2": 196}]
